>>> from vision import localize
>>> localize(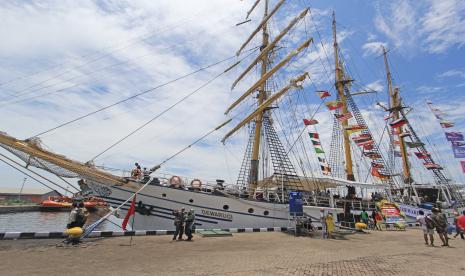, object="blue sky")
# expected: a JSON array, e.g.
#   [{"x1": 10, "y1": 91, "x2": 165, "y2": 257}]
[{"x1": 0, "y1": 0, "x2": 464, "y2": 192}]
